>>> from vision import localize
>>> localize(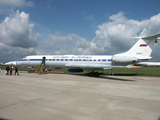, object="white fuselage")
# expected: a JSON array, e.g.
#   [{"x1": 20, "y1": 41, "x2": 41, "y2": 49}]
[{"x1": 17, "y1": 55, "x2": 113, "y2": 68}]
